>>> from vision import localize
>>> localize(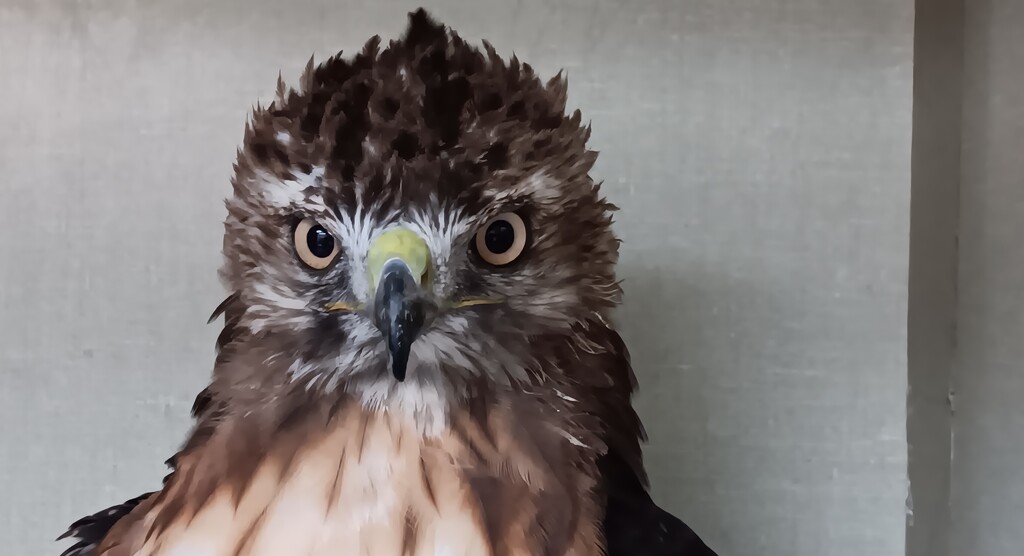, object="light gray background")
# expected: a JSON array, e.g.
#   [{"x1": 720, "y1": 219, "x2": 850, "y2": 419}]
[{"x1": 1, "y1": 1, "x2": 1016, "y2": 555}]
